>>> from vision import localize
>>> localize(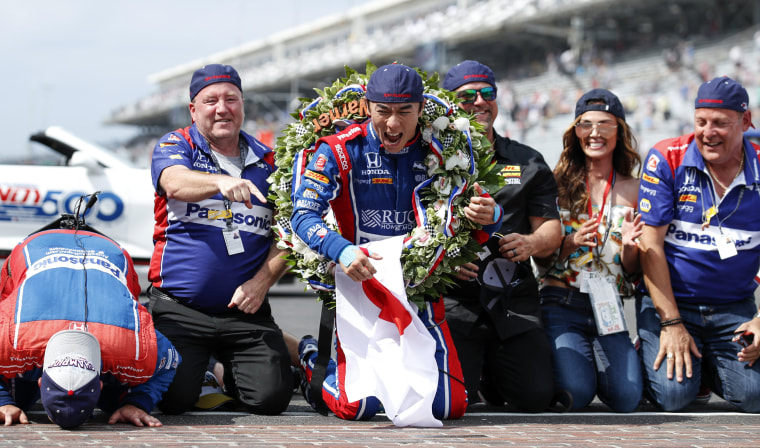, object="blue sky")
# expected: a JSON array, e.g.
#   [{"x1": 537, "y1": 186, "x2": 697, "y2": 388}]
[{"x1": 1, "y1": 0, "x2": 365, "y2": 159}]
